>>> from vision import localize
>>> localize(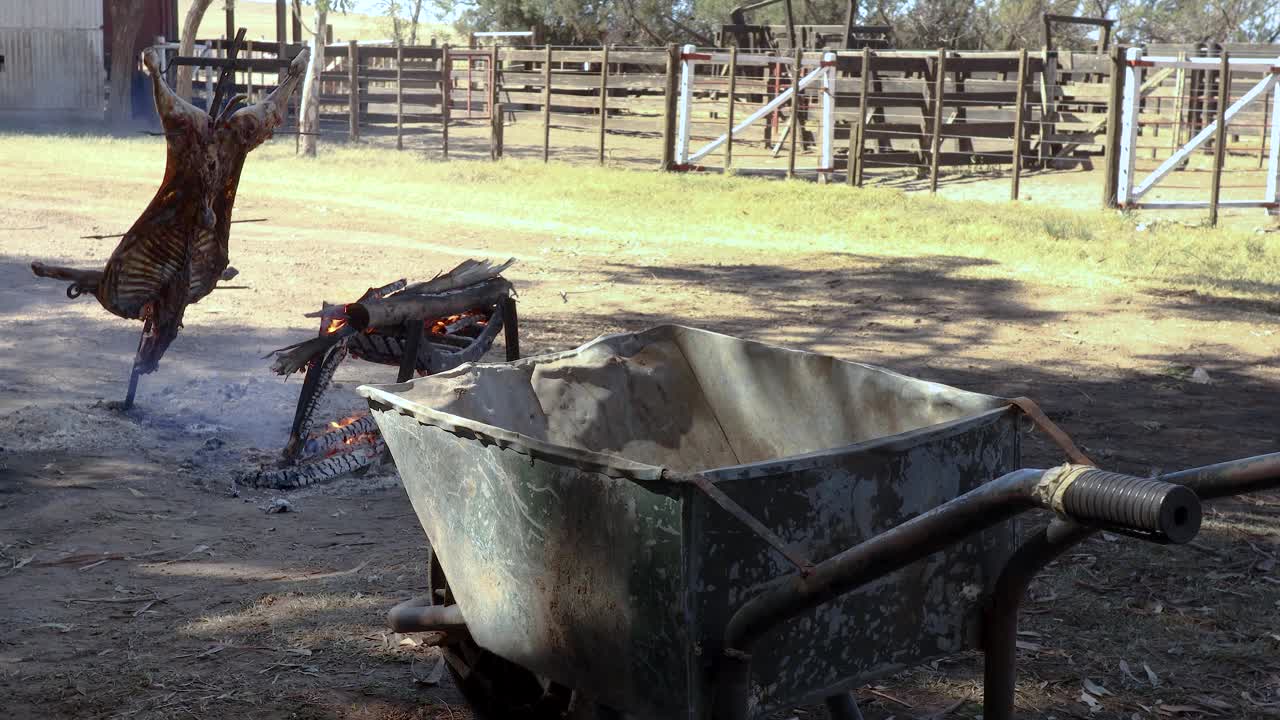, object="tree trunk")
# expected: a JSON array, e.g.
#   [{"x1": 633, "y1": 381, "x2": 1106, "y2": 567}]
[
  {"x1": 300, "y1": 7, "x2": 327, "y2": 157},
  {"x1": 106, "y1": 0, "x2": 148, "y2": 125},
  {"x1": 176, "y1": 0, "x2": 217, "y2": 102},
  {"x1": 409, "y1": 0, "x2": 423, "y2": 45}
]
